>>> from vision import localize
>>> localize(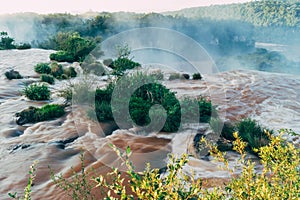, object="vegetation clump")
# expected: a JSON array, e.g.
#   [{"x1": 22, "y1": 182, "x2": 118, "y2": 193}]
[
  {"x1": 50, "y1": 50, "x2": 74, "y2": 62},
  {"x1": 15, "y1": 43, "x2": 31, "y2": 50},
  {"x1": 40, "y1": 74, "x2": 55, "y2": 84},
  {"x1": 34, "y1": 62, "x2": 77, "y2": 80},
  {"x1": 49, "y1": 32, "x2": 97, "y2": 62},
  {"x1": 15, "y1": 104, "x2": 65, "y2": 125},
  {"x1": 111, "y1": 57, "x2": 141, "y2": 76},
  {"x1": 107, "y1": 44, "x2": 141, "y2": 76},
  {"x1": 236, "y1": 118, "x2": 273, "y2": 151},
  {"x1": 210, "y1": 118, "x2": 273, "y2": 153},
  {"x1": 23, "y1": 83, "x2": 50, "y2": 100},
  {"x1": 88, "y1": 72, "x2": 214, "y2": 132},
  {"x1": 34, "y1": 63, "x2": 51, "y2": 74},
  {"x1": 192, "y1": 73, "x2": 202, "y2": 80},
  {"x1": 0, "y1": 31, "x2": 32, "y2": 50},
  {"x1": 50, "y1": 62, "x2": 64, "y2": 78},
  {"x1": 0, "y1": 31, "x2": 15, "y2": 50},
  {"x1": 4, "y1": 69, "x2": 23, "y2": 80}
]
